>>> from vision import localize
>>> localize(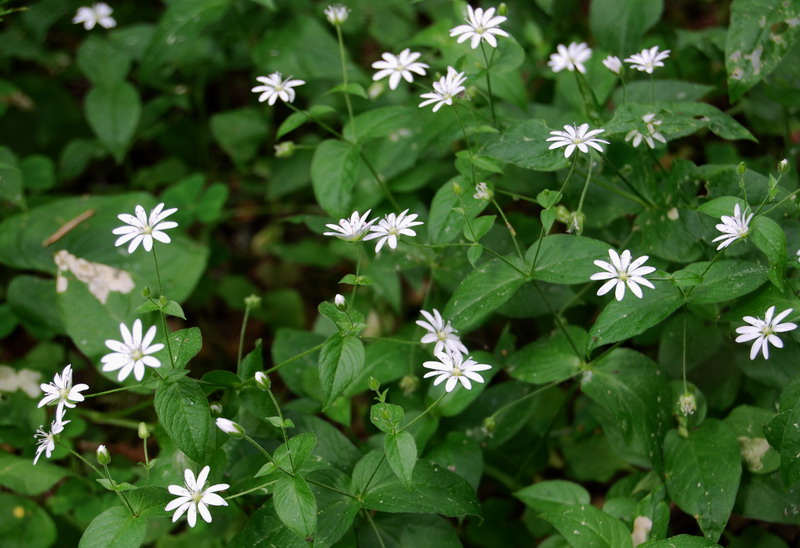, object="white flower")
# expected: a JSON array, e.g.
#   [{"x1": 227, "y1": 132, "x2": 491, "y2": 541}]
[
  {"x1": 72, "y1": 3, "x2": 116, "y2": 30},
  {"x1": 416, "y1": 309, "x2": 469, "y2": 356},
  {"x1": 449, "y1": 5, "x2": 509, "y2": 49},
  {"x1": 165, "y1": 466, "x2": 229, "y2": 528},
  {"x1": 251, "y1": 73, "x2": 305, "y2": 105},
  {"x1": 113, "y1": 203, "x2": 178, "y2": 254},
  {"x1": 546, "y1": 123, "x2": 609, "y2": 158},
  {"x1": 33, "y1": 418, "x2": 68, "y2": 465},
  {"x1": 419, "y1": 67, "x2": 467, "y2": 112},
  {"x1": 624, "y1": 46, "x2": 670, "y2": 74},
  {"x1": 712, "y1": 203, "x2": 753, "y2": 250},
  {"x1": 372, "y1": 49, "x2": 429, "y2": 90},
  {"x1": 324, "y1": 4, "x2": 350, "y2": 25},
  {"x1": 602, "y1": 55, "x2": 623, "y2": 75},
  {"x1": 423, "y1": 350, "x2": 491, "y2": 392},
  {"x1": 590, "y1": 249, "x2": 656, "y2": 301},
  {"x1": 679, "y1": 393, "x2": 696, "y2": 415},
  {"x1": 362, "y1": 209, "x2": 424, "y2": 252},
  {"x1": 625, "y1": 113, "x2": 667, "y2": 149},
  {"x1": 323, "y1": 210, "x2": 376, "y2": 241},
  {"x1": 37, "y1": 364, "x2": 89, "y2": 417},
  {"x1": 215, "y1": 418, "x2": 245, "y2": 439},
  {"x1": 335, "y1": 294, "x2": 346, "y2": 308},
  {"x1": 735, "y1": 306, "x2": 797, "y2": 360},
  {"x1": 101, "y1": 319, "x2": 164, "y2": 382},
  {"x1": 473, "y1": 182, "x2": 493, "y2": 201},
  {"x1": 547, "y1": 42, "x2": 592, "y2": 74}
]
